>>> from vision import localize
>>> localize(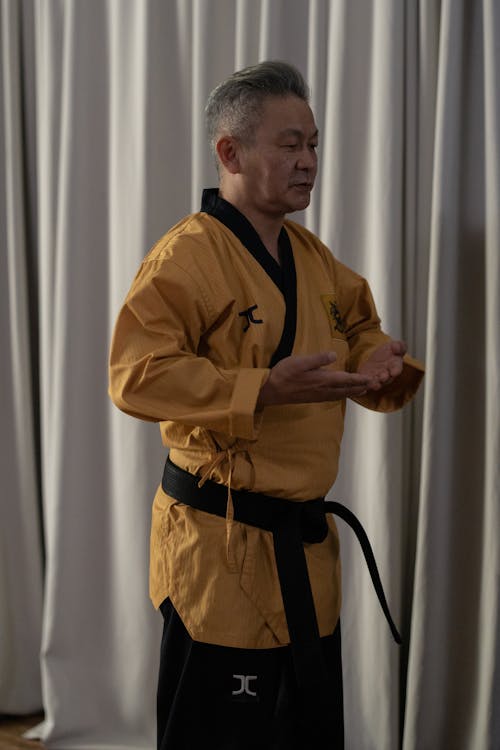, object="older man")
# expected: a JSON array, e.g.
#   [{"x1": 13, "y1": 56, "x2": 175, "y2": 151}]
[{"x1": 109, "y1": 61, "x2": 423, "y2": 750}]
